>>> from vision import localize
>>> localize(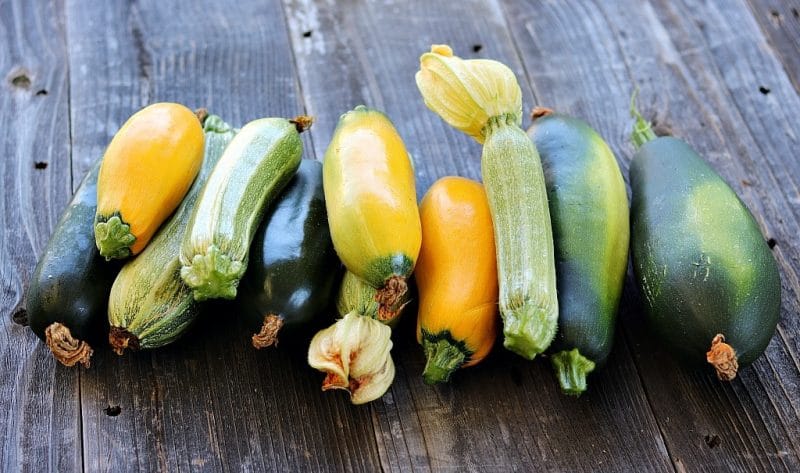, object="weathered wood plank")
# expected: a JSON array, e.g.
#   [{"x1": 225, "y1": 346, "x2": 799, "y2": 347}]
[
  {"x1": 501, "y1": 0, "x2": 800, "y2": 470},
  {"x1": 65, "y1": 1, "x2": 382, "y2": 471},
  {"x1": 0, "y1": 1, "x2": 81, "y2": 472},
  {"x1": 282, "y1": 0, "x2": 675, "y2": 471},
  {"x1": 745, "y1": 0, "x2": 800, "y2": 94}
]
